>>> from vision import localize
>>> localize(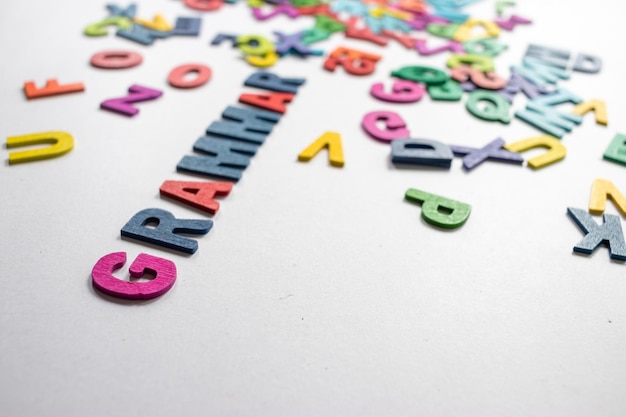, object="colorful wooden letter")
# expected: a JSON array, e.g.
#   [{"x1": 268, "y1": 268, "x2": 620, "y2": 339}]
[
  {"x1": 391, "y1": 65, "x2": 448, "y2": 85},
  {"x1": 571, "y1": 100, "x2": 608, "y2": 126},
  {"x1": 589, "y1": 179, "x2": 626, "y2": 217},
  {"x1": 92, "y1": 252, "x2": 177, "y2": 300},
  {"x1": 133, "y1": 14, "x2": 172, "y2": 31},
  {"x1": 503, "y1": 135, "x2": 566, "y2": 169},
  {"x1": 391, "y1": 138, "x2": 453, "y2": 168},
  {"x1": 453, "y1": 19, "x2": 500, "y2": 42},
  {"x1": 244, "y1": 71, "x2": 306, "y2": 94},
  {"x1": 206, "y1": 106, "x2": 280, "y2": 144},
  {"x1": 171, "y1": 17, "x2": 202, "y2": 36},
  {"x1": 324, "y1": 47, "x2": 381, "y2": 76},
  {"x1": 451, "y1": 138, "x2": 523, "y2": 170},
  {"x1": 603, "y1": 133, "x2": 626, "y2": 166},
  {"x1": 466, "y1": 90, "x2": 511, "y2": 123},
  {"x1": 184, "y1": 0, "x2": 223, "y2": 11},
  {"x1": 168, "y1": 64, "x2": 212, "y2": 88},
  {"x1": 90, "y1": 50, "x2": 143, "y2": 69},
  {"x1": 361, "y1": 111, "x2": 410, "y2": 142},
  {"x1": 370, "y1": 80, "x2": 425, "y2": 103},
  {"x1": 415, "y1": 39, "x2": 464, "y2": 55},
  {"x1": 238, "y1": 92, "x2": 294, "y2": 114},
  {"x1": 567, "y1": 207, "x2": 626, "y2": 260},
  {"x1": 23, "y1": 79, "x2": 85, "y2": 99},
  {"x1": 160, "y1": 180, "x2": 233, "y2": 214},
  {"x1": 6, "y1": 131, "x2": 74, "y2": 164},
  {"x1": 100, "y1": 84, "x2": 163, "y2": 116},
  {"x1": 405, "y1": 188, "x2": 471, "y2": 229},
  {"x1": 298, "y1": 131, "x2": 345, "y2": 167},
  {"x1": 121, "y1": 208, "x2": 213, "y2": 254},
  {"x1": 84, "y1": 17, "x2": 133, "y2": 36}
]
